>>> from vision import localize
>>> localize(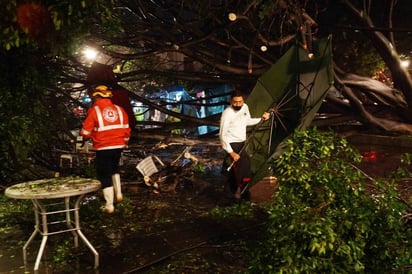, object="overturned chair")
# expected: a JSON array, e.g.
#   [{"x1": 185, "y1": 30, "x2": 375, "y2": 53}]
[
  {"x1": 135, "y1": 146, "x2": 197, "y2": 193},
  {"x1": 136, "y1": 155, "x2": 166, "y2": 189}
]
